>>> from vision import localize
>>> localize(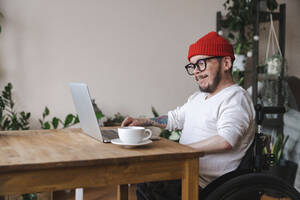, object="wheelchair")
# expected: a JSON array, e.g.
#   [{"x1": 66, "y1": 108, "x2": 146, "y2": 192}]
[{"x1": 200, "y1": 104, "x2": 300, "y2": 200}]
